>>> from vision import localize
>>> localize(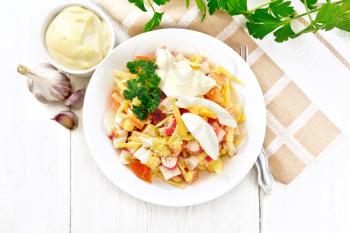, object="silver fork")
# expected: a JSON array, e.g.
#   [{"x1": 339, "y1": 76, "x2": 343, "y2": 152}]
[{"x1": 235, "y1": 46, "x2": 274, "y2": 194}]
